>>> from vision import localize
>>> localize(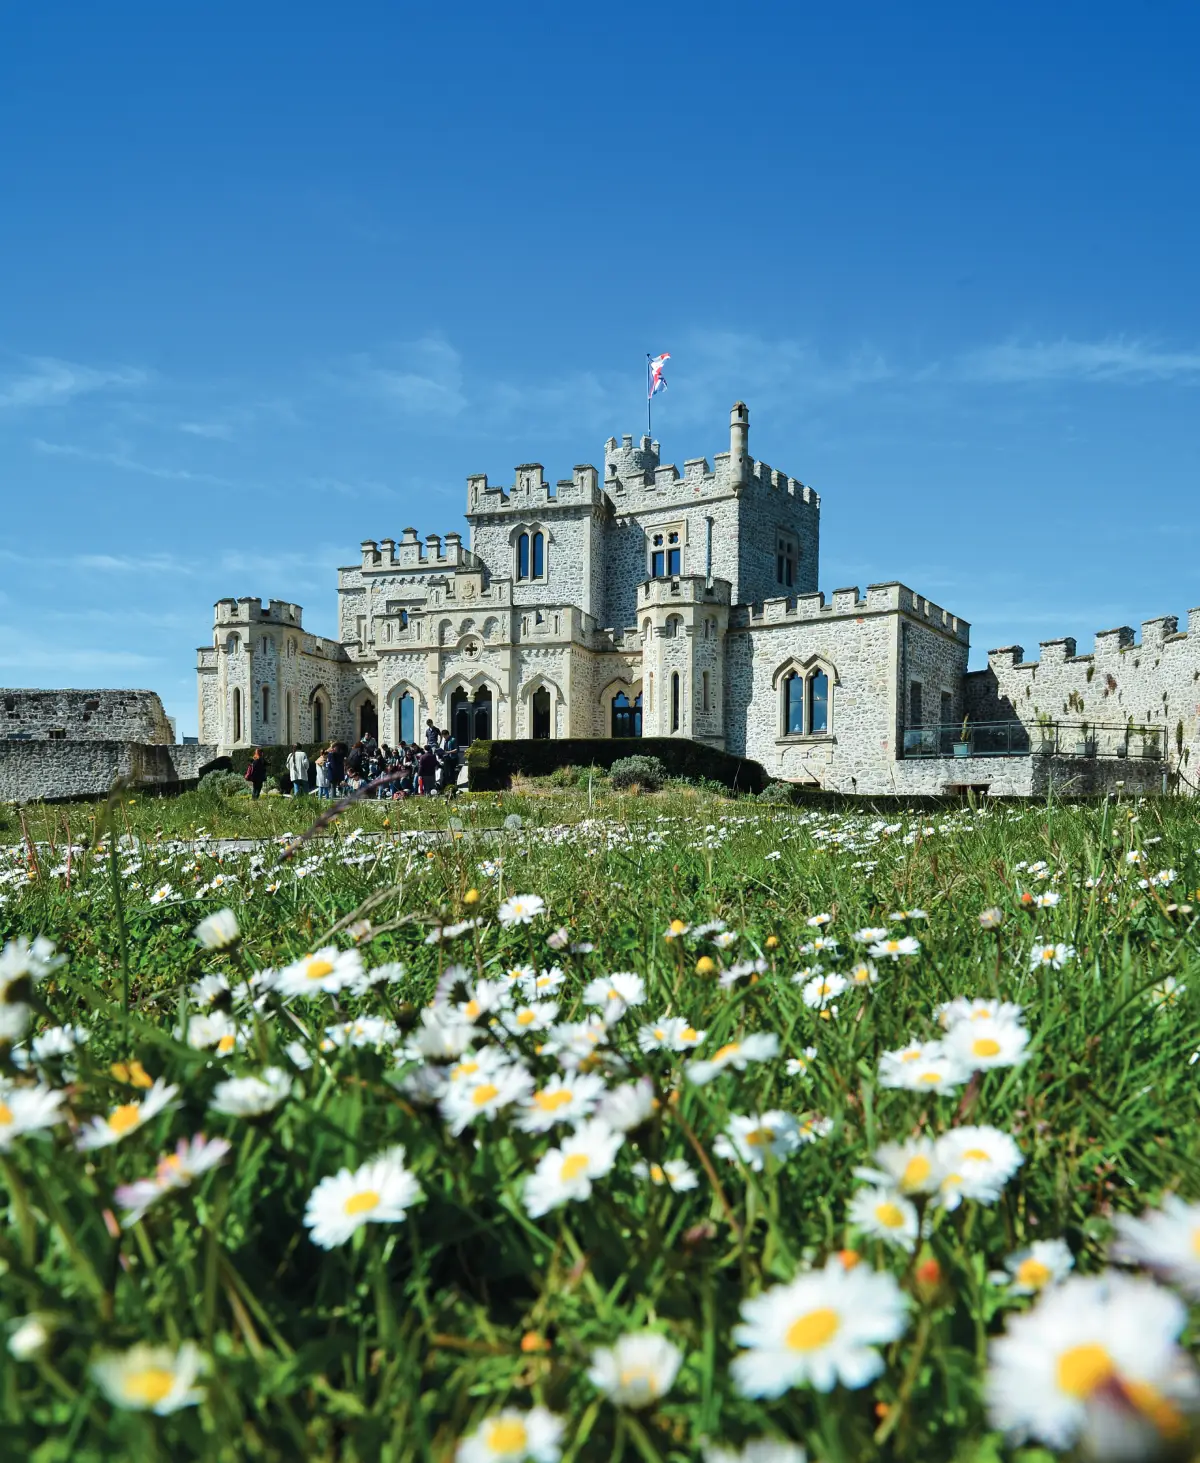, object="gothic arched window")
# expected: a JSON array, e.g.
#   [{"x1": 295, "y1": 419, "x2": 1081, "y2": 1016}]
[
  {"x1": 532, "y1": 531, "x2": 545, "y2": 579},
  {"x1": 781, "y1": 666, "x2": 833, "y2": 737},
  {"x1": 808, "y1": 670, "x2": 829, "y2": 735},
  {"x1": 784, "y1": 673, "x2": 804, "y2": 736},
  {"x1": 517, "y1": 533, "x2": 530, "y2": 581}
]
